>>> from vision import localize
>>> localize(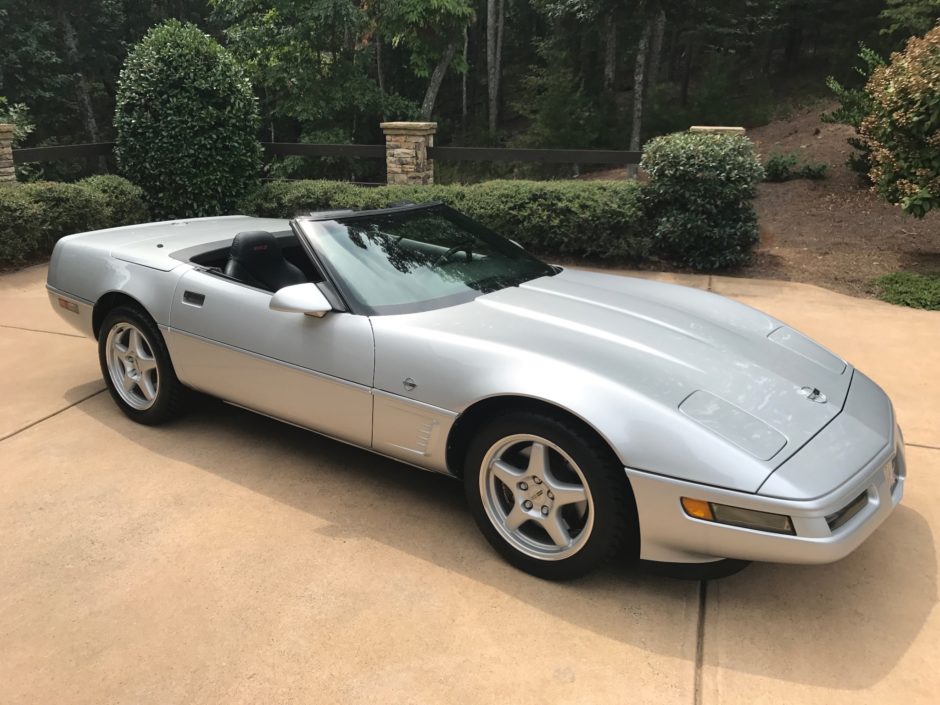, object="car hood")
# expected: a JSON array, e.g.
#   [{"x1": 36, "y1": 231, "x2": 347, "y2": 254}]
[{"x1": 378, "y1": 268, "x2": 851, "y2": 470}]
